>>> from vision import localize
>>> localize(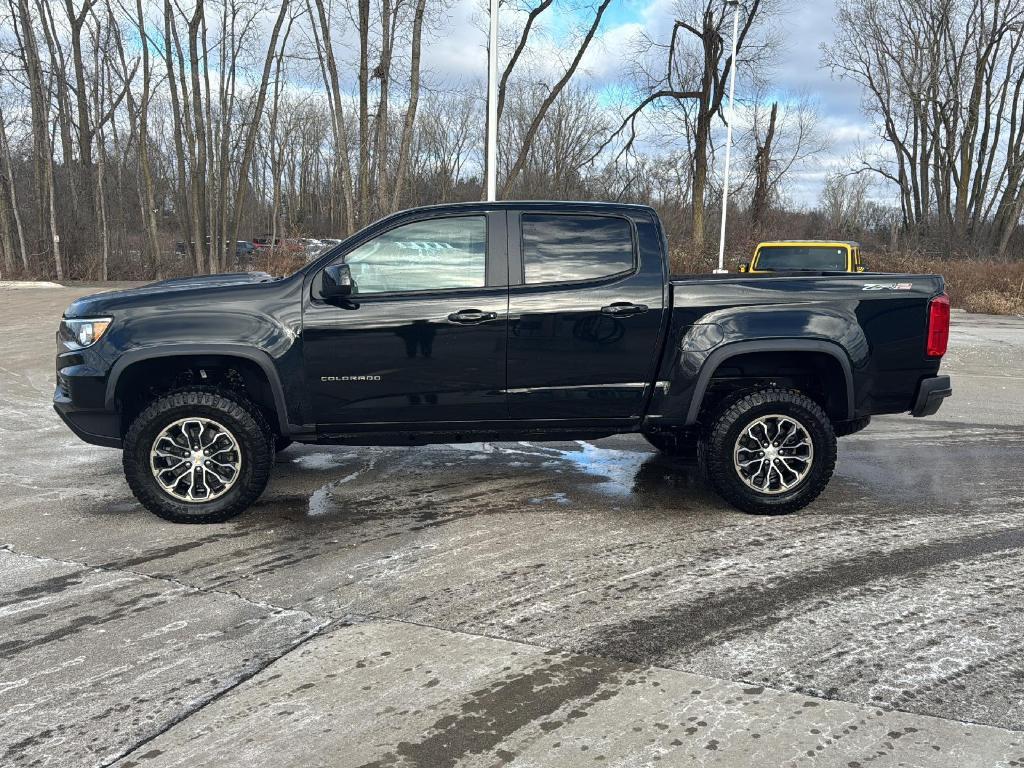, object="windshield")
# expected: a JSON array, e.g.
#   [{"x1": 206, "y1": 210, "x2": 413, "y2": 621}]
[{"x1": 755, "y1": 246, "x2": 849, "y2": 272}]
